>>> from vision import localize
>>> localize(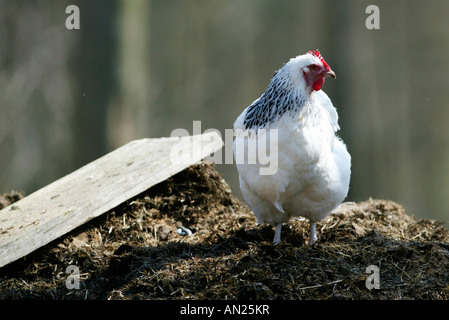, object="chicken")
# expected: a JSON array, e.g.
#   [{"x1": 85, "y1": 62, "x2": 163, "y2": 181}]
[{"x1": 233, "y1": 50, "x2": 351, "y2": 245}]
